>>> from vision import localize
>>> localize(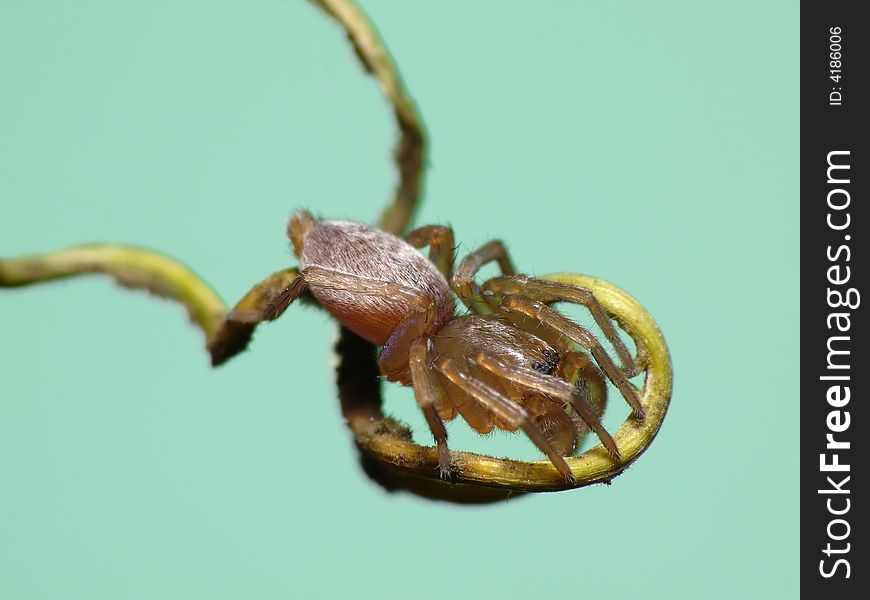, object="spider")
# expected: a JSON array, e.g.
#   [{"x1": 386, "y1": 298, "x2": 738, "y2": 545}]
[{"x1": 228, "y1": 209, "x2": 645, "y2": 481}]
